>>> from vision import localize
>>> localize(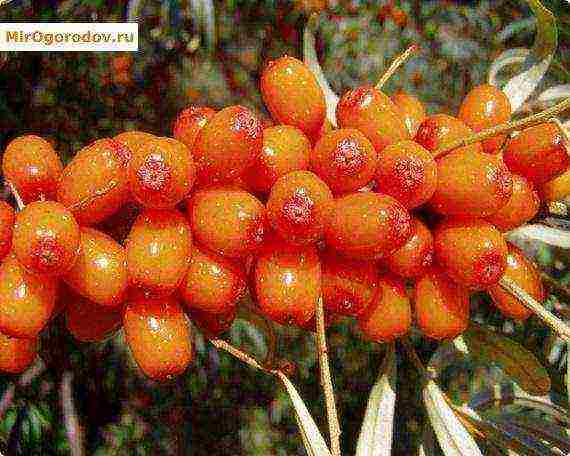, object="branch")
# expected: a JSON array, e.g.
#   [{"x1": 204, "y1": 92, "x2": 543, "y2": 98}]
[
  {"x1": 376, "y1": 44, "x2": 419, "y2": 90},
  {"x1": 60, "y1": 371, "x2": 84, "y2": 456}
]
